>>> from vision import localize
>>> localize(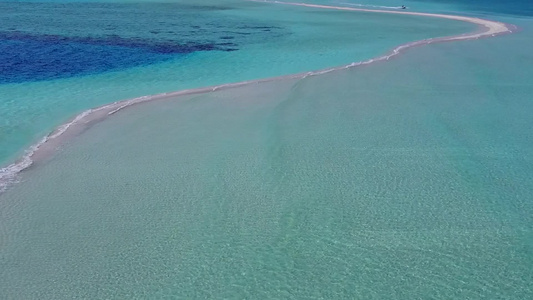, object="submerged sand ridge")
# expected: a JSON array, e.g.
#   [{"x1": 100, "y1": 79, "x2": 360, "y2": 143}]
[{"x1": 0, "y1": 1, "x2": 515, "y2": 193}]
